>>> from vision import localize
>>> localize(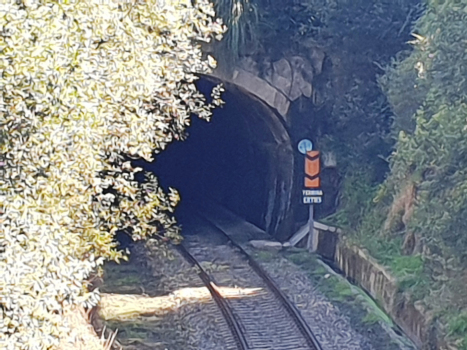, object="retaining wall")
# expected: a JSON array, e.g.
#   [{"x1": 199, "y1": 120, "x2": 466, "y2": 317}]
[{"x1": 297, "y1": 223, "x2": 451, "y2": 350}]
